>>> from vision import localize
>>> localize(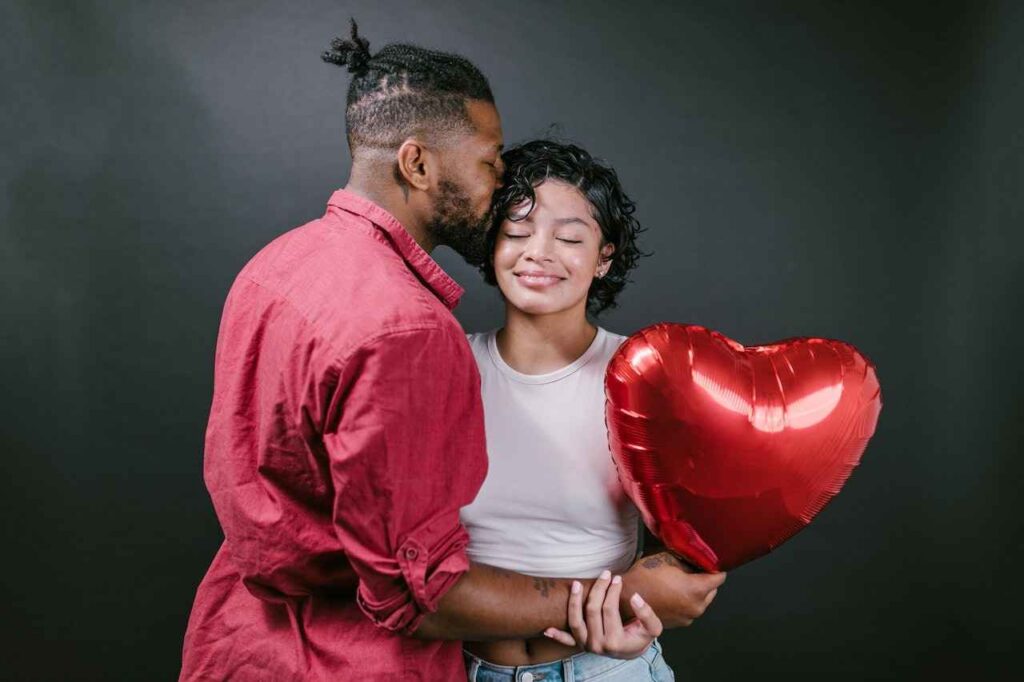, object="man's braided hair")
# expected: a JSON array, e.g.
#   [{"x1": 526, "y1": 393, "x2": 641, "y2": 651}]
[{"x1": 322, "y1": 20, "x2": 494, "y2": 152}]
